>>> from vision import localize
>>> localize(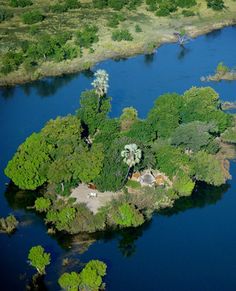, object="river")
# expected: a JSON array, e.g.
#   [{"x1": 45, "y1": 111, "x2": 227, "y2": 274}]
[{"x1": 0, "y1": 26, "x2": 236, "y2": 291}]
